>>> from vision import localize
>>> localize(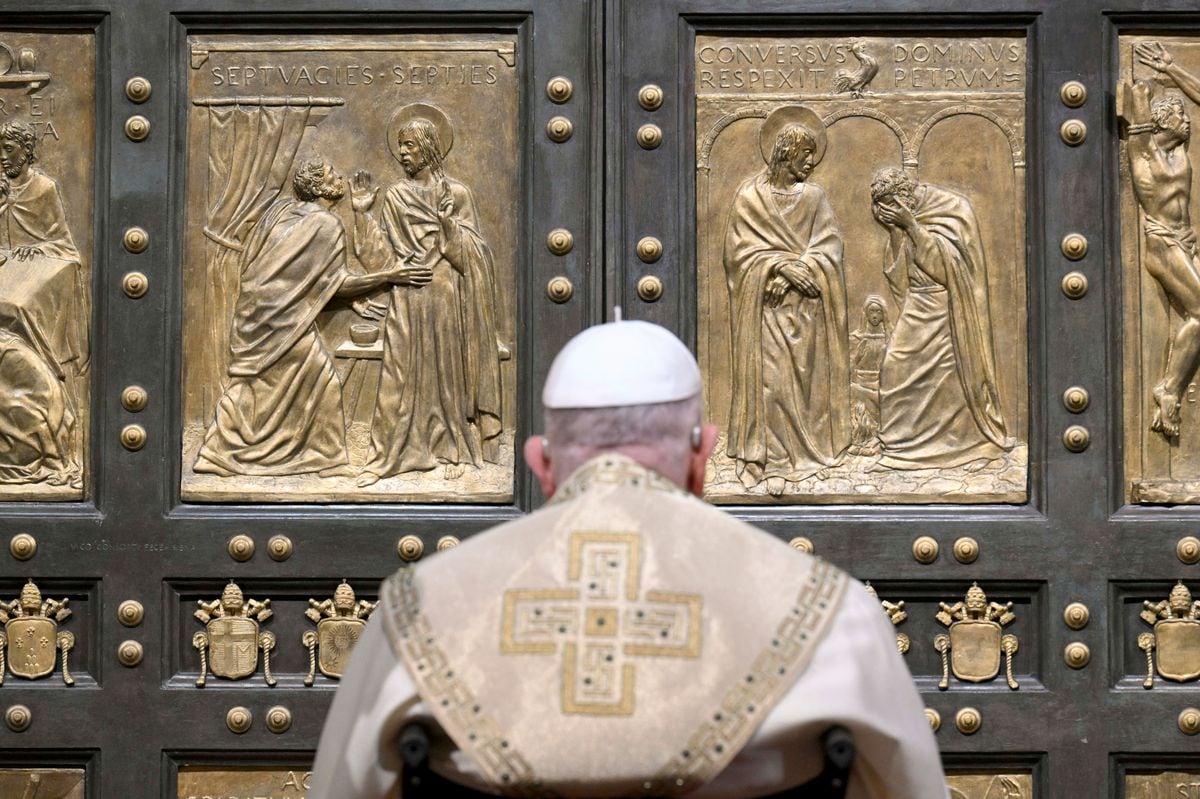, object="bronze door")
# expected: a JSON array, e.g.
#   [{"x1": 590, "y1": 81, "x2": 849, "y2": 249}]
[{"x1": 0, "y1": 0, "x2": 1198, "y2": 797}]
